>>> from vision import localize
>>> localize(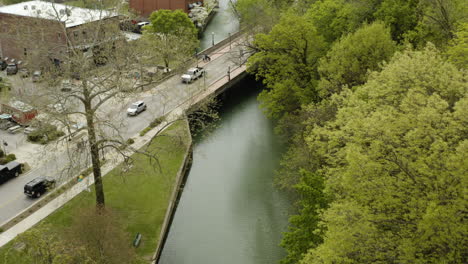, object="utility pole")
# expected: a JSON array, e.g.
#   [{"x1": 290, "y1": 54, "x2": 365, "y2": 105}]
[{"x1": 211, "y1": 32, "x2": 215, "y2": 46}]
